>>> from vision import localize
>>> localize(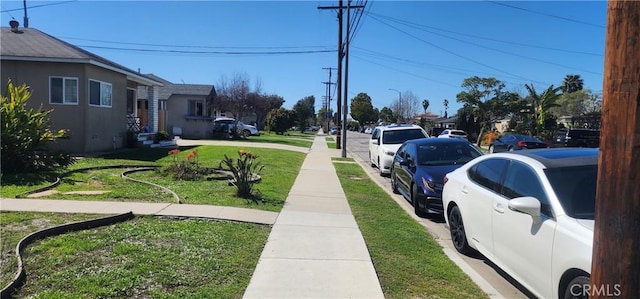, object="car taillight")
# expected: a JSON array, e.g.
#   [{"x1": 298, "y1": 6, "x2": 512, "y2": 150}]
[{"x1": 517, "y1": 141, "x2": 527, "y2": 147}]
